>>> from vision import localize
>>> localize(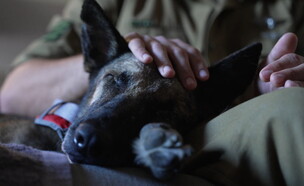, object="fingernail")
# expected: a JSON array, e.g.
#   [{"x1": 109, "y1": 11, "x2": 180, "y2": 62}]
[
  {"x1": 285, "y1": 80, "x2": 295, "y2": 87},
  {"x1": 261, "y1": 70, "x2": 273, "y2": 79},
  {"x1": 186, "y1": 77, "x2": 196, "y2": 89},
  {"x1": 162, "y1": 66, "x2": 175, "y2": 77},
  {"x1": 199, "y1": 70, "x2": 209, "y2": 80},
  {"x1": 272, "y1": 74, "x2": 285, "y2": 86},
  {"x1": 142, "y1": 54, "x2": 152, "y2": 63}
]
